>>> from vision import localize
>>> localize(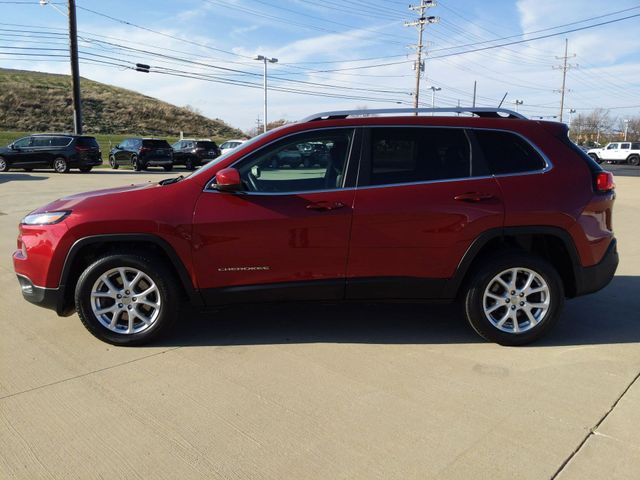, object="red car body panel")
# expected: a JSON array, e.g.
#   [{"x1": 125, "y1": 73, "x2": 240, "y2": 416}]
[{"x1": 346, "y1": 177, "x2": 505, "y2": 280}]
